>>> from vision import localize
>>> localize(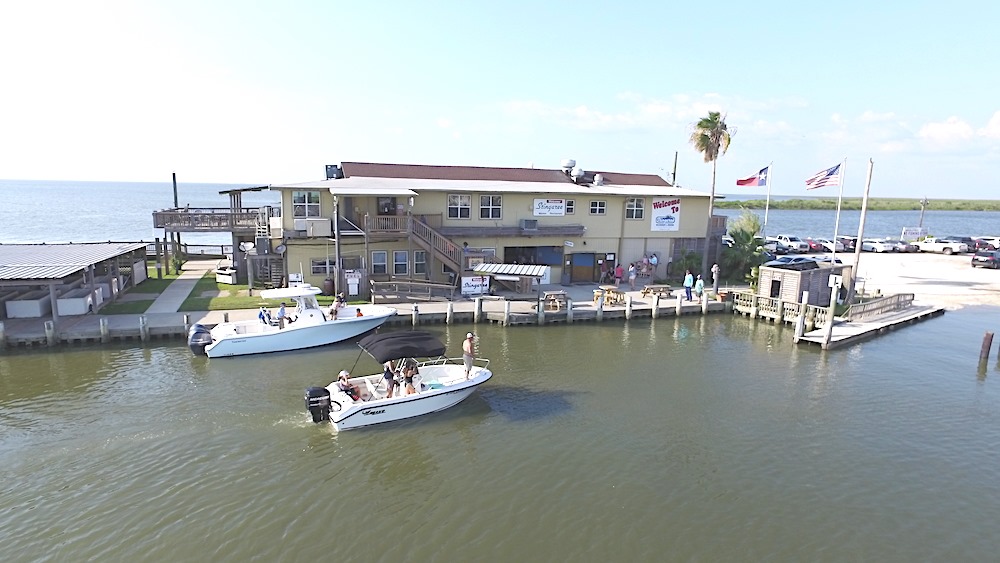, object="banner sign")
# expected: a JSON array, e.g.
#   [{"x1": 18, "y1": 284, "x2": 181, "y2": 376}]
[
  {"x1": 461, "y1": 275, "x2": 490, "y2": 296},
  {"x1": 651, "y1": 198, "x2": 681, "y2": 231}
]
